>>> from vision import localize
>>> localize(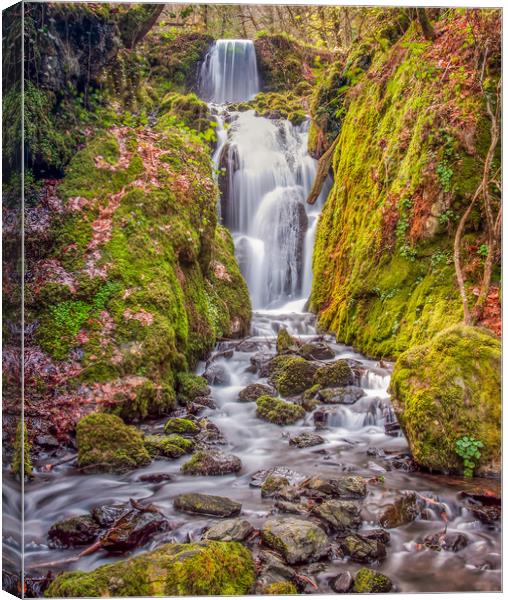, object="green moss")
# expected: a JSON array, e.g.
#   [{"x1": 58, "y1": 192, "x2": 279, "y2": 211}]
[
  {"x1": 269, "y1": 356, "x2": 317, "y2": 396},
  {"x1": 76, "y1": 413, "x2": 151, "y2": 472},
  {"x1": 164, "y1": 417, "x2": 200, "y2": 435},
  {"x1": 144, "y1": 434, "x2": 194, "y2": 458},
  {"x1": 262, "y1": 582, "x2": 298, "y2": 595},
  {"x1": 159, "y1": 92, "x2": 215, "y2": 139},
  {"x1": 276, "y1": 328, "x2": 297, "y2": 354},
  {"x1": 390, "y1": 325, "x2": 501, "y2": 474},
  {"x1": 230, "y1": 92, "x2": 307, "y2": 125},
  {"x1": 256, "y1": 396, "x2": 305, "y2": 425},
  {"x1": 313, "y1": 360, "x2": 353, "y2": 387},
  {"x1": 353, "y1": 567, "x2": 392, "y2": 593},
  {"x1": 11, "y1": 420, "x2": 32, "y2": 479},
  {"x1": 176, "y1": 372, "x2": 210, "y2": 405},
  {"x1": 261, "y1": 474, "x2": 290, "y2": 496},
  {"x1": 46, "y1": 541, "x2": 255, "y2": 597}
]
